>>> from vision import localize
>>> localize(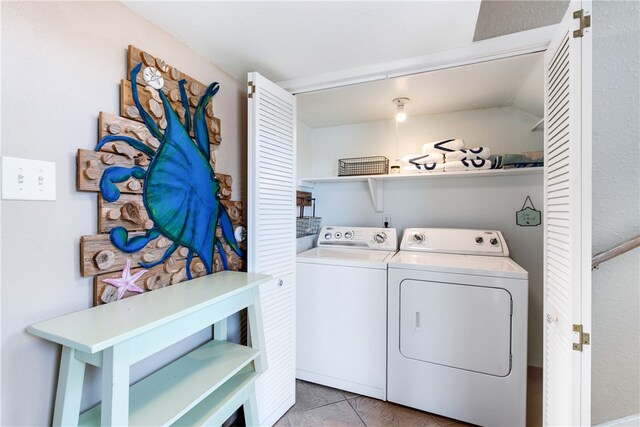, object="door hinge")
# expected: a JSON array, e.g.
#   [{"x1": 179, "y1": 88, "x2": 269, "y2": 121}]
[
  {"x1": 572, "y1": 324, "x2": 591, "y2": 351},
  {"x1": 247, "y1": 81, "x2": 255, "y2": 99},
  {"x1": 573, "y1": 9, "x2": 591, "y2": 38}
]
